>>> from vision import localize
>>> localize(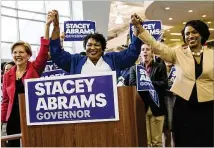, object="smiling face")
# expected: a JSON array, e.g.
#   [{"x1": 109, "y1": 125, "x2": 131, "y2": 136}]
[
  {"x1": 184, "y1": 26, "x2": 202, "y2": 48},
  {"x1": 86, "y1": 38, "x2": 103, "y2": 62},
  {"x1": 12, "y1": 45, "x2": 30, "y2": 67},
  {"x1": 140, "y1": 44, "x2": 153, "y2": 63}
]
